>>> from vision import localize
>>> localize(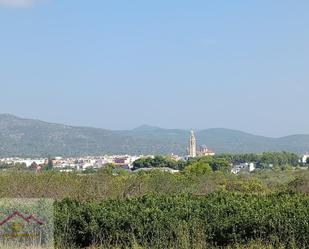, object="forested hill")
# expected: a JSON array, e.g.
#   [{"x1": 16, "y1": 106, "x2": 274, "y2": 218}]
[{"x1": 0, "y1": 114, "x2": 309, "y2": 157}]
